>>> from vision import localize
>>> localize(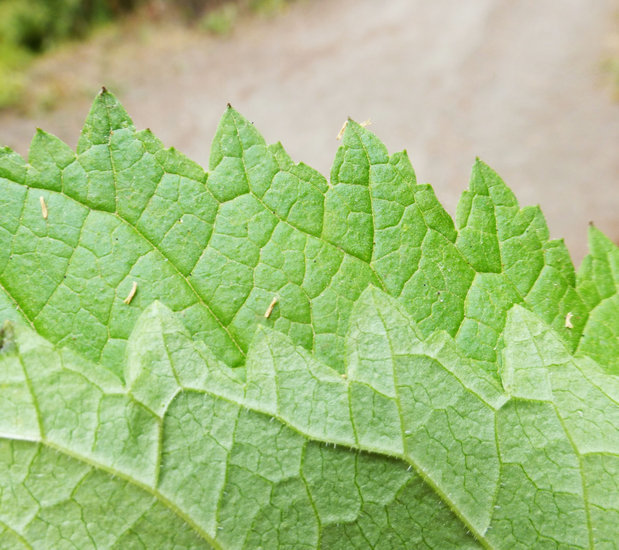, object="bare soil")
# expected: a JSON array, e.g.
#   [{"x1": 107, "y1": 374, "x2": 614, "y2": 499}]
[{"x1": 1, "y1": 0, "x2": 618, "y2": 263}]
